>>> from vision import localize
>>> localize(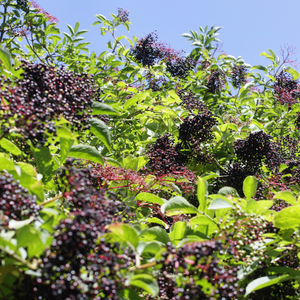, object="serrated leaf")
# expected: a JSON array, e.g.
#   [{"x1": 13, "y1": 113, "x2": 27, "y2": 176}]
[
  {"x1": 208, "y1": 198, "x2": 233, "y2": 210},
  {"x1": 274, "y1": 206, "x2": 300, "y2": 229},
  {"x1": 130, "y1": 274, "x2": 159, "y2": 297},
  {"x1": 161, "y1": 196, "x2": 199, "y2": 216},
  {"x1": 243, "y1": 176, "x2": 257, "y2": 199},
  {"x1": 107, "y1": 223, "x2": 139, "y2": 248},
  {"x1": 89, "y1": 118, "x2": 111, "y2": 151},
  {"x1": 135, "y1": 193, "x2": 164, "y2": 205},
  {"x1": 274, "y1": 191, "x2": 297, "y2": 206},
  {"x1": 0, "y1": 47, "x2": 11, "y2": 70},
  {"x1": 68, "y1": 144, "x2": 103, "y2": 165},
  {"x1": 66, "y1": 24, "x2": 74, "y2": 36},
  {"x1": 92, "y1": 102, "x2": 119, "y2": 115},
  {"x1": 140, "y1": 227, "x2": 170, "y2": 245},
  {"x1": 0, "y1": 138, "x2": 21, "y2": 155}
]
